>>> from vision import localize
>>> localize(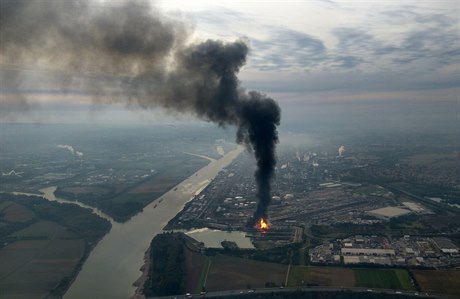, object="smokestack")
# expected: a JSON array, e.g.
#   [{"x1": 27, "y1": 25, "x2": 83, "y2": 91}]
[{"x1": 1, "y1": 0, "x2": 280, "y2": 223}]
